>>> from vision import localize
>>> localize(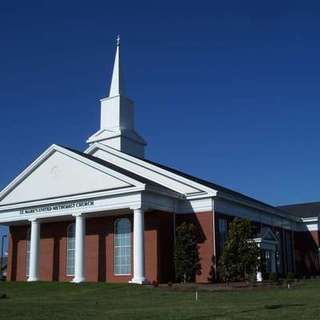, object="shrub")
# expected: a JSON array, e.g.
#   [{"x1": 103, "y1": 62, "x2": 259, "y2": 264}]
[
  {"x1": 269, "y1": 272, "x2": 279, "y2": 283},
  {"x1": 263, "y1": 272, "x2": 270, "y2": 281},
  {"x1": 174, "y1": 222, "x2": 200, "y2": 283},
  {"x1": 286, "y1": 272, "x2": 295, "y2": 282},
  {"x1": 218, "y1": 219, "x2": 260, "y2": 282}
]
